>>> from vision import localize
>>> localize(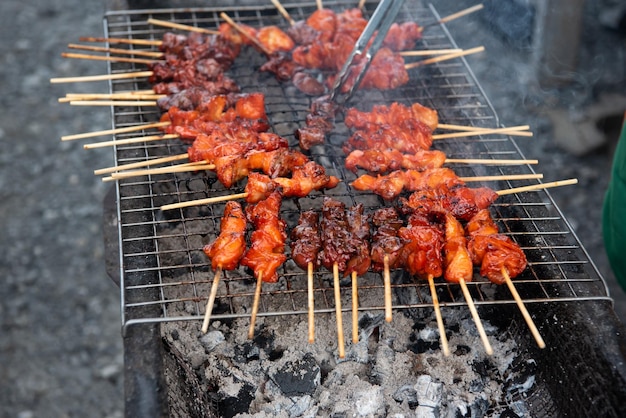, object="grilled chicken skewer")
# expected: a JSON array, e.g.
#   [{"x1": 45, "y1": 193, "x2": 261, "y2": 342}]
[
  {"x1": 240, "y1": 191, "x2": 287, "y2": 339},
  {"x1": 465, "y1": 209, "x2": 545, "y2": 348},
  {"x1": 290, "y1": 211, "x2": 323, "y2": 343},
  {"x1": 201, "y1": 201, "x2": 247, "y2": 333}
]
